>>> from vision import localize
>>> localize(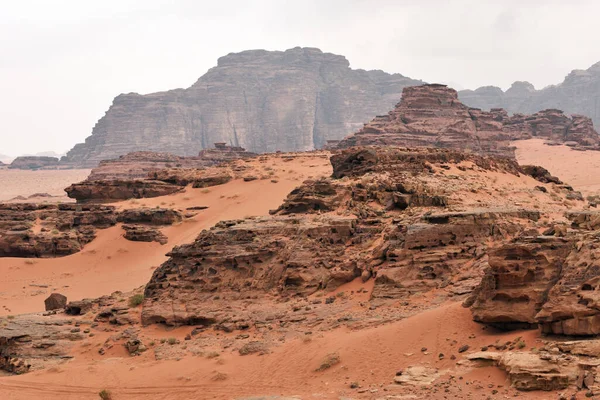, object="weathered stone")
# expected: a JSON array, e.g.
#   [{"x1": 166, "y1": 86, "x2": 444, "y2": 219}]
[
  {"x1": 44, "y1": 293, "x2": 67, "y2": 311},
  {"x1": 122, "y1": 225, "x2": 167, "y2": 245},
  {"x1": 469, "y1": 236, "x2": 572, "y2": 330},
  {"x1": 65, "y1": 179, "x2": 184, "y2": 203},
  {"x1": 118, "y1": 208, "x2": 182, "y2": 225}
]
